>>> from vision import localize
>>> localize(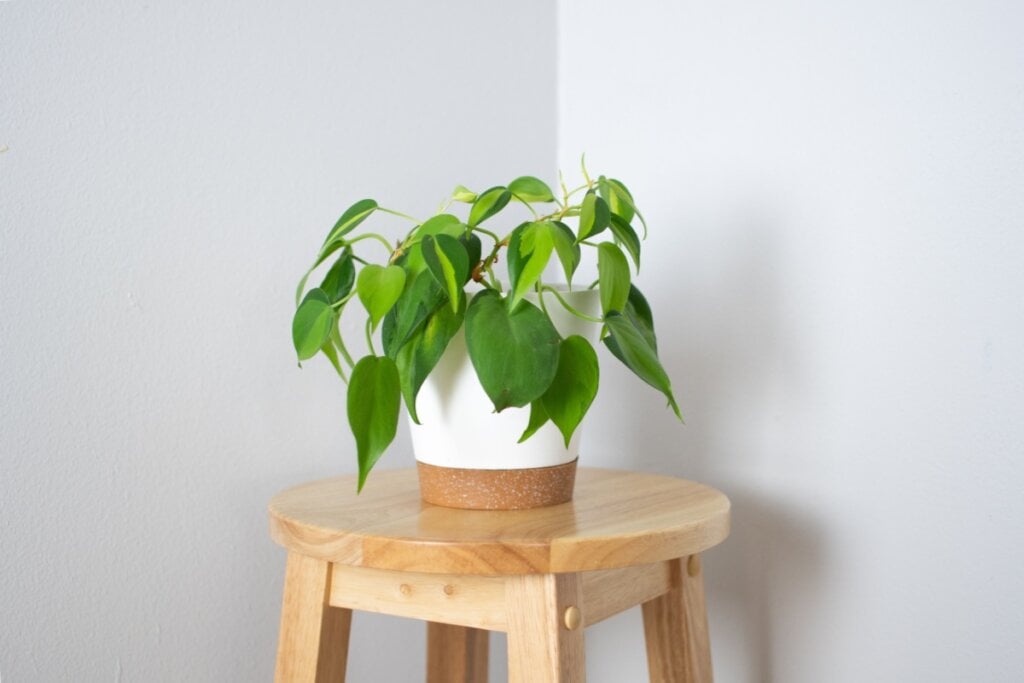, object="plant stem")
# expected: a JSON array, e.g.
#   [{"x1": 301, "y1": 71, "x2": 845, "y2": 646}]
[
  {"x1": 473, "y1": 226, "x2": 502, "y2": 244},
  {"x1": 535, "y1": 280, "x2": 550, "y2": 317},
  {"x1": 364, "y1": 318, "x2": 377, "y2": 356},
  {"x1": 543, "y1": 285, "x2": 604, "y2": 323},
  {"x1": 485, "y1": 264, "x2": 502, "y2": 291},
  {"x1": 348, "y1": 232, "x2": 394, "y2": 255},
  {"x1": 331, "y1": 290, "x2": 358, "y2": 310}
]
